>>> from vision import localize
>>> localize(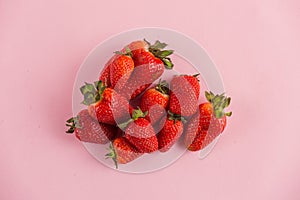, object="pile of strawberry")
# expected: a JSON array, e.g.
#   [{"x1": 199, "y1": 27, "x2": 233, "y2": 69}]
[{"x1": 66, "y1": 39, "x2": 232, "y2": 168}]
